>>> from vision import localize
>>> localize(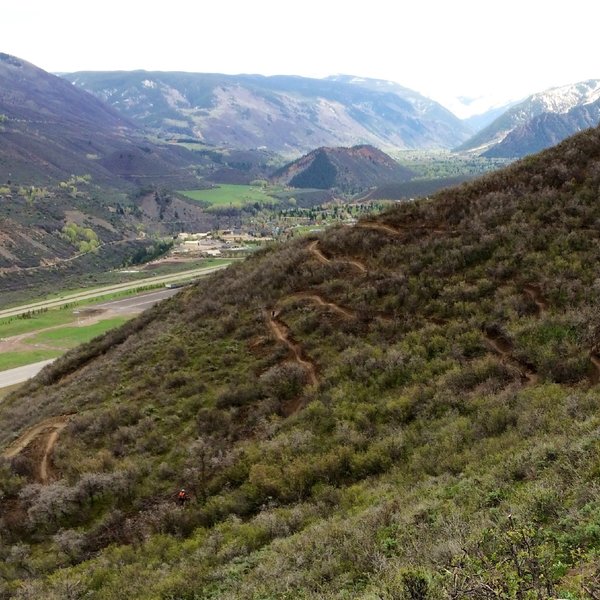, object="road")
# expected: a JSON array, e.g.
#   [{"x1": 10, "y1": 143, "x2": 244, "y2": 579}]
[
  {"x1": 0, "y1": 287, "x2": 186, "y2": 391},
  {"x1": 87, "y1": 287, "x2": 180, "y2": 314},
  {"x1": 0, "y1": 263, "x2": 229, "y2": 319},
  {"x1": 0, "y1": 359, "x2": 56, "y2": 389}
]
